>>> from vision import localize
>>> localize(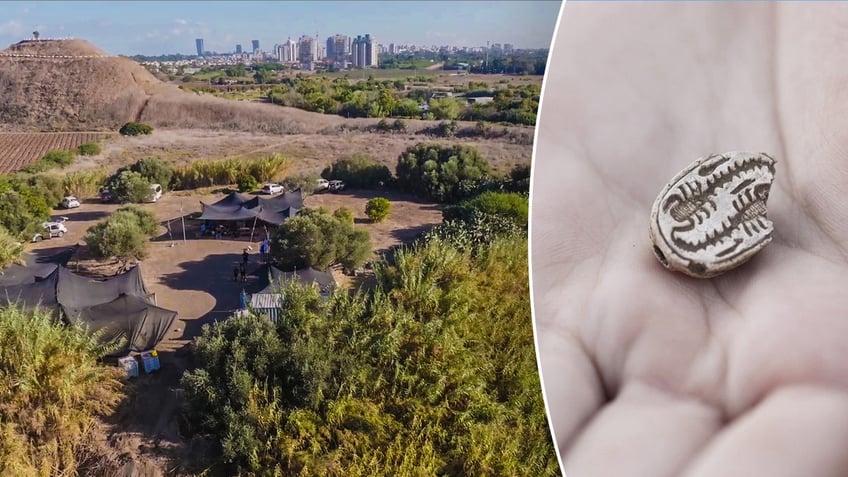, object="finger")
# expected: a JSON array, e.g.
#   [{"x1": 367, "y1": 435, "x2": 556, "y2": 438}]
[
  {"x1": 771, "y1": 4, "x2": 848, "y2": 259},
  {"x1": 682, "y1": 385, "x2": 848, "y2": 477},
  {"x1": 535, "y1": 327, "x2": 606, "y2": 453},
  {"x1": 563, "y1": 380, "x2": 723, "y2": 477}
]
